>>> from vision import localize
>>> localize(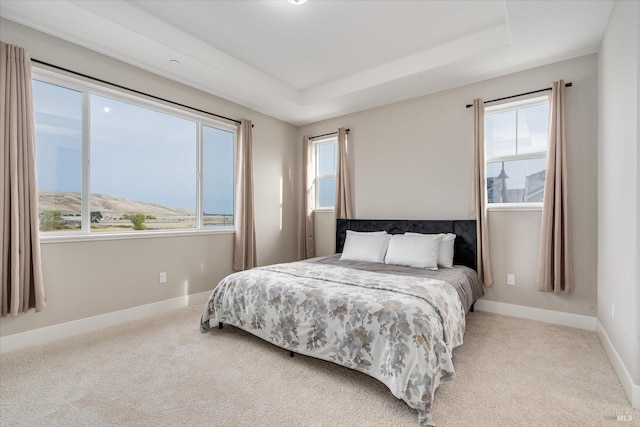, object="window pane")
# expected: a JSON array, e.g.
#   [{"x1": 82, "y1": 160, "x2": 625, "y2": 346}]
[
  {"x1": 89, "y1": 95, "x2": 197, "y2": 232},
  {"x1": 517, "y1": 103, "x2": 549, "y2": 155},
  {"x1": 318, "y1": 141, "x2": 337, "y2": 176},
  {"x1": 485, "y1": 110, "x2": 516, "y2": 158},
  {"x1": 486, "y1": 158, "x2": 547, "y2": 203},
  {"x1": 33, "y1": 80, "x2": 83, "y2": 232},
  {"x1": 318, "y1": 177, "x2": 336, "y2": 208},
  {"x1": 203, "y1": 125, "x2": 234, "y2": 227}
]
